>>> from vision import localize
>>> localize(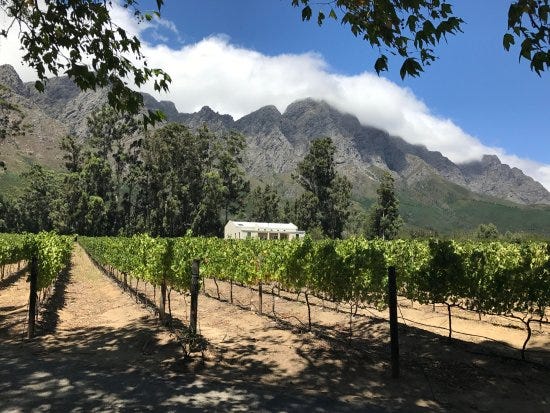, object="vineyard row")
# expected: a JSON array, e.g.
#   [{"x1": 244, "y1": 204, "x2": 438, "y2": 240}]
[
  {"x1": 0, "y1": 232, "x2": 73, "y2": 290},
  {"x1": 79, "y1": 235, "x2": 550, "y2": 358}
]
